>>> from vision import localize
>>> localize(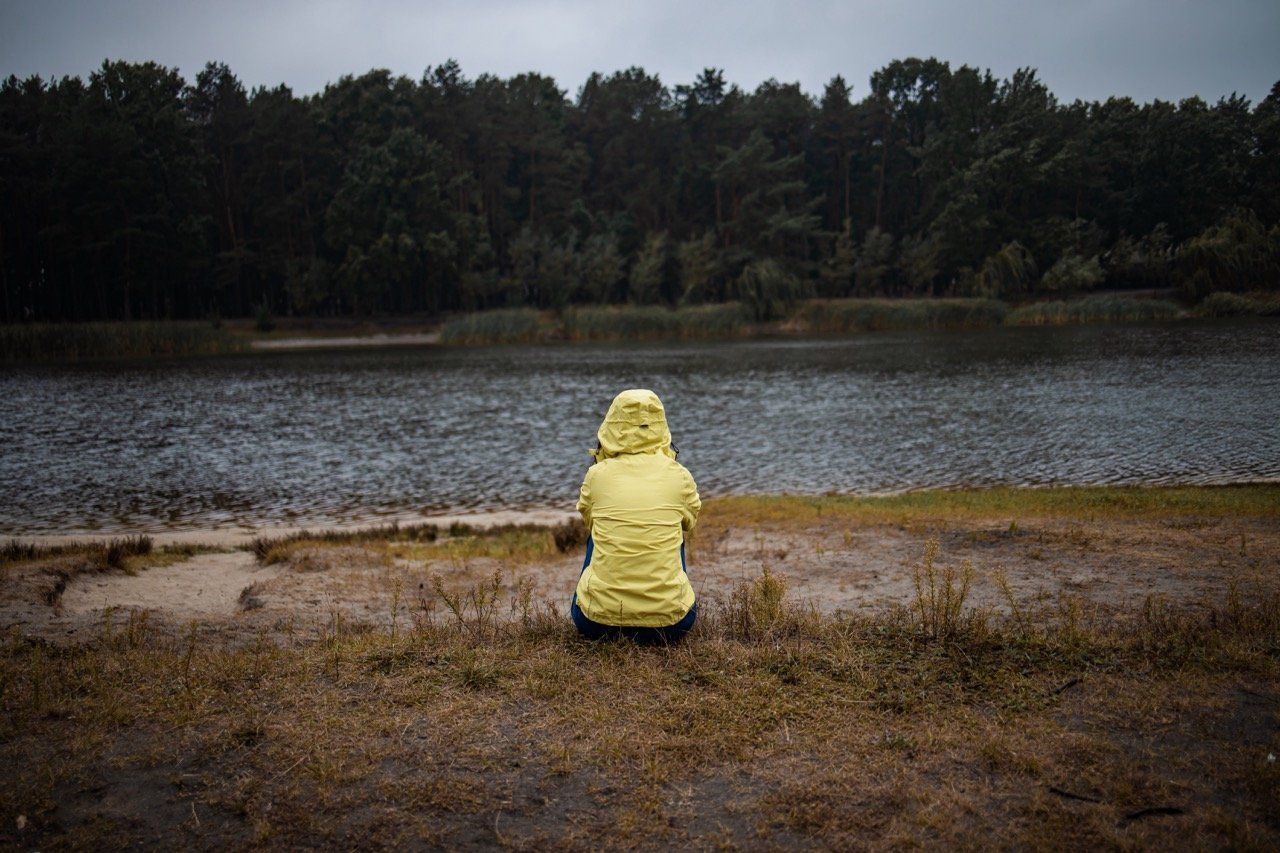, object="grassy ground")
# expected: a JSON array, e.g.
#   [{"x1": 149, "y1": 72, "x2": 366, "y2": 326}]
[
  {"x1": 438, "y1": 295, "x2": 1202, "y2": 346},
  {"x1": 793, "y1": 297, "x2": 1009, "y2": 332},
  {"x1": 437, "y1": 308, "x2": 550, "y2": 345},
  {"x1": 564, "y1": 303, "x2": 751, "y2": 341},
  {"x1": 0, "y1": 321, "x2": 245, "y2": 363},
  {"x1": 701, "y1": 483, "x2": 1280, "y2": 527},
  {"x1": 1005, "y1": 294, "x2": 1183, "y2": 326},
  {"x1": 2, "y1": 486, "x2": 1278, "y2": 848},
  {"x1": 0, "y1": 315, "x2": 444, "y2": 363},
  {"x1": 1, "y1": 534, "x2": 207, "y2": 576},
  {"x1": 1198, "y1": 292, "x2": 1280, "y2": 318},
  {"x1": 438, "y1": 304, "x2": 753, "y2": 345},
  {"x1": 7, "y1": 291, "x2": 1276, "y2": 360}
]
